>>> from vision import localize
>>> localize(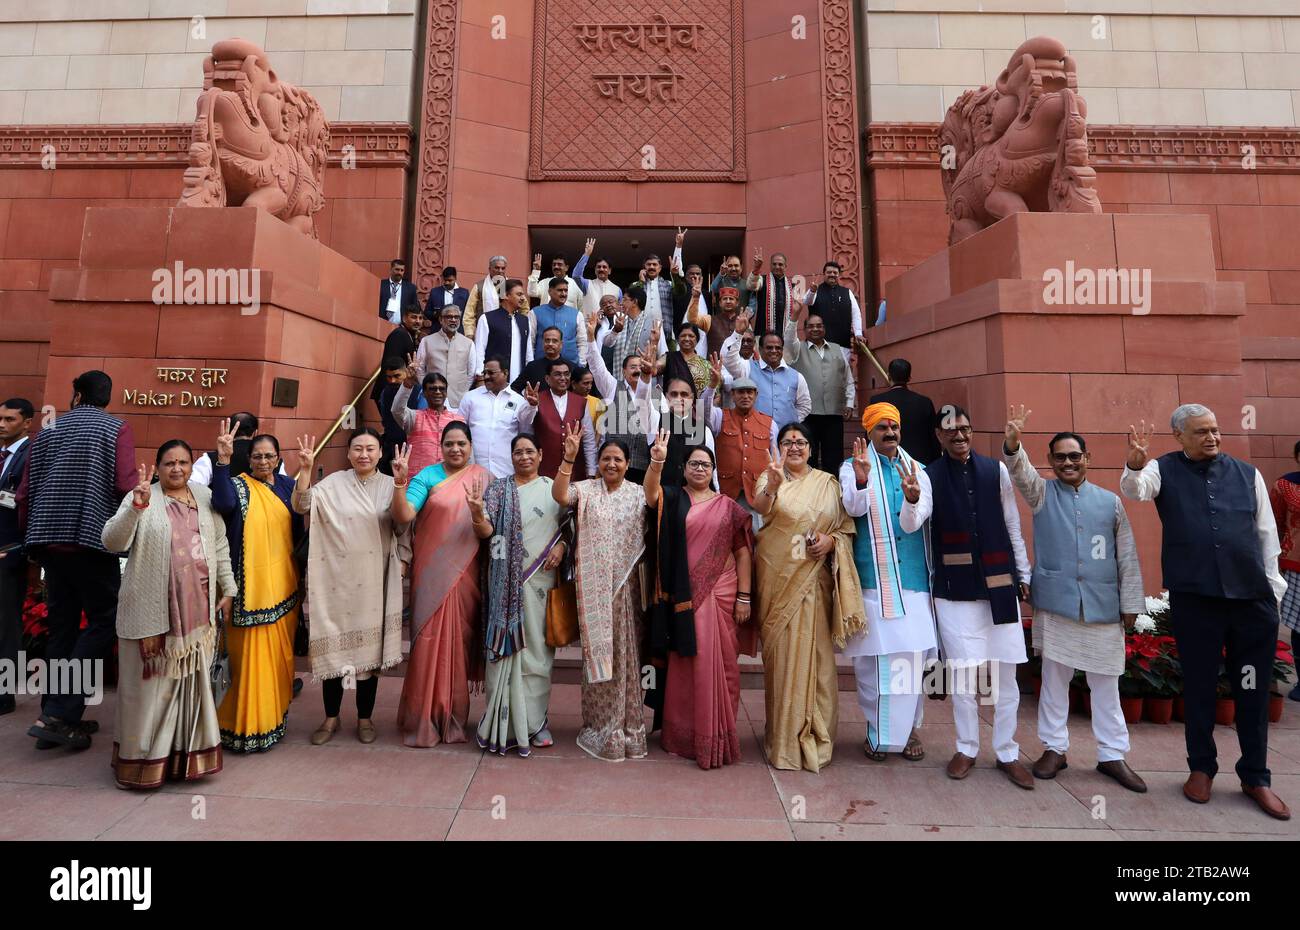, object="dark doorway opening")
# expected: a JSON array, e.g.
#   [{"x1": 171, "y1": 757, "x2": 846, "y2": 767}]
[{"x1": 528, "y1": 226, "x2": 744, "y2": 296}]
